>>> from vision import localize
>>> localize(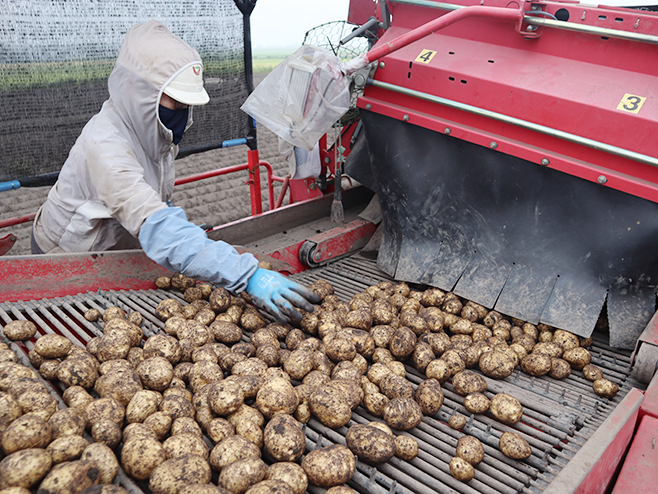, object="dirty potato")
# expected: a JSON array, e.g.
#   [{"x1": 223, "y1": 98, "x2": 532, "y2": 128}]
[
  {"x1": 456, "y1": 435, "x2": 484, "y2": 465},
  {"x1": 499, "y1": 431, "x2": 532, "y2": 459},
  {"x1": 449, "y1": 456, "x2": 475, "y2": 482},
  {"x1": 218, "y1": 456, "x2": 267, "y2": 493},
  {"x1": 345, "y1": 424, "x2": 396, "y2": 465},
  {"x1": 301, "y1": 444, "x2": 356, "y2": 487},
  {"x1": 80, "y1": 442, "x2": 120, "y2": 484},
  {"x1": 121, "y1": 436, "x2": 166, "y2": 480},
  {"x1": 209, "y1": 435, "x2": 262, "y2": 472},
  {"x1": 36, "y1": 460, "x2": 100, "y2": 494},
  {"x1": 0, "y1": 447, "x2": 52, "y2": 489},
  {"x1": 593, "y1": 378, "x2": 619, "y2": 399},
  {"x1": 263, "y1": 461, "x2": 307, "y2": 494},
  {"x1": 452, "y1": 370, "x2": 487, "y2": 396},
  {"x1": 149, "y1": 455, "x2": 212, "y2": 494},
  {"x1": 414, "y1": 378, "x2": 444, "y2": 416},
  {"x1": 383, "y1": 397, "x2": 423, "y2": 431},
  {"x1": 308, "y1": 385, "x2": 352, "y2": 428},
  {"x1": 479, "y1": 350, "x2": 514, "y2": 379},
  {"x1": 520, "y1": 353, "x2": 552, "y2": 377},
  {"x1": 2, "y1": 414, "x2": 51, "y2": 454},
  {"x1": 463, "y1": 392, "x2": 490, "y2": 414},
  {"x1": 489, "y1": 394, "x2": 523, "y2": 425},
  {"x1": 3, "y1": 320, "x2": 38, "y2": 341},
  {"x1": 582, "y1": 364, "x2": 604, "y2": 382},
  {"x1": 263, "y1": 414, "x2": 306, "y2": 463}
]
